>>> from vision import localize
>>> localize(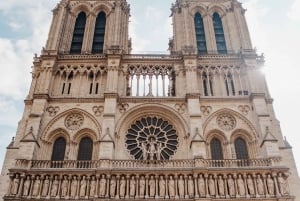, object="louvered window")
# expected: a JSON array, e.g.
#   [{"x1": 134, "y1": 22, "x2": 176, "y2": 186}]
[
  {"x1": 194, "y1": 12, "x2": 207, "y2": 54},
  {"x1": 70, "y1": 12, "x2": 86, "y2": 54},
  {"x1": 92, "y1": 12, "x2": 106, "y2": 54},
  {"x1": 213, "y1": 13, "x2": 227, "y2": 54}
]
